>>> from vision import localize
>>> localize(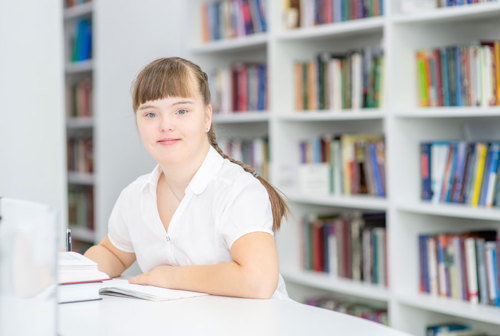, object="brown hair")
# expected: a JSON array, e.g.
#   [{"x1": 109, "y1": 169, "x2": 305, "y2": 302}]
[{"x1": 132, "y1": 57, "x2": 289, "y2": 231}]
